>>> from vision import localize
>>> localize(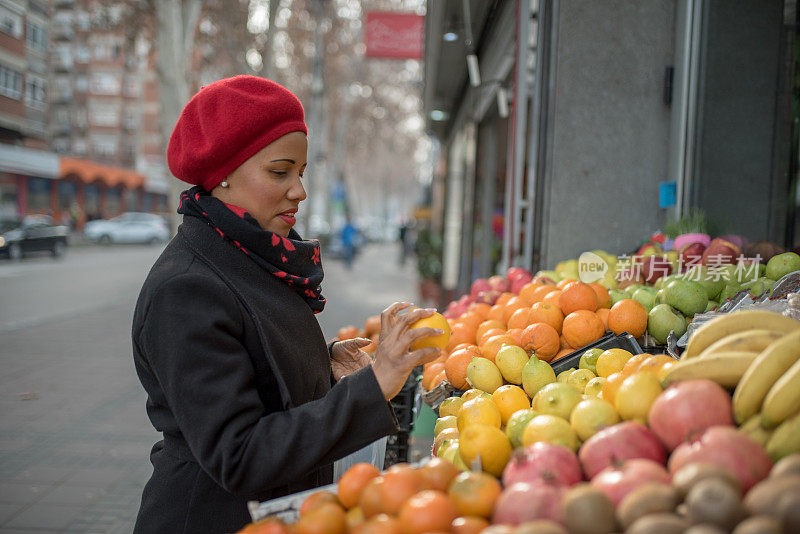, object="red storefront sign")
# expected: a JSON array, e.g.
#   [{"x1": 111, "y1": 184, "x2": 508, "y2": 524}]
[{"x1": 364, "y1": 12, "x2": 424, "y2": 59}]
